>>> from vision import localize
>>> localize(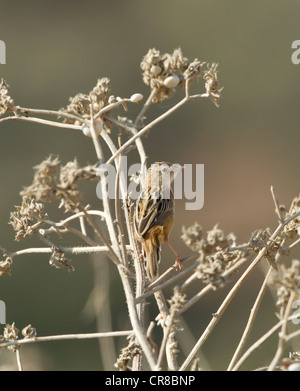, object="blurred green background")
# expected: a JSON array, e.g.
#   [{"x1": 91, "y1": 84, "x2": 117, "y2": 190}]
[{"x1": 0, "y1": 0, "x2": 299, "y2": 370}]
